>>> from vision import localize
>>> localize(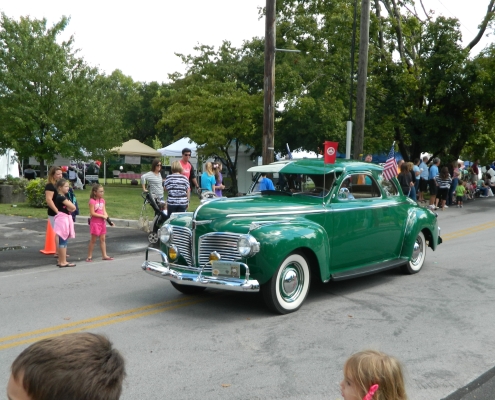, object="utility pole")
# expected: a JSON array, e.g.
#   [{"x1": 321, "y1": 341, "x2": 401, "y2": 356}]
[
  {"x1": 353, "y1": 0, "x2": 371, "y2": 160},
  {"x1": 346, "y1": 0, "x2": 359, "y2": 159},
  {"x1": 262, "y1": 0, "x2": 276, "y2": 165}
]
